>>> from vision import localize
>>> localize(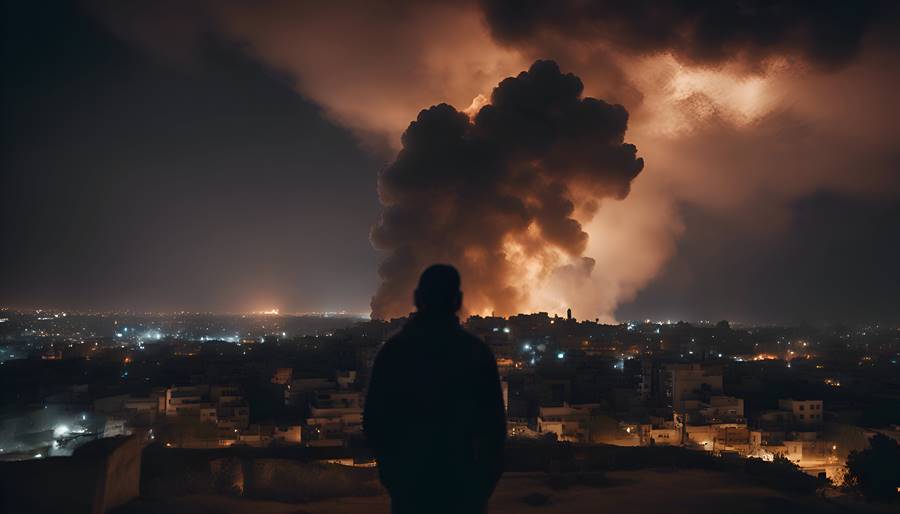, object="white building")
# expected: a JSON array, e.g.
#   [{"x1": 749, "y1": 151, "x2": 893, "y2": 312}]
[
  {"x1": 537, "y1": 403, "x2": 602, "y2": 443},
  {"x1": 665, "y1": 363, "x2": 724, "y2": 407},
  {"x1": 700, "y1": 396, "x2": 744, "y2": 422},
  {"x1": 164, "y1": 386, "x2": 210, "y2": 417},
  {"x1": 273, "y1": 425, "x2": 302, "y2": 444},
  {"x1": 306, "y1": 390, "x2": 364, "y2": 445},
  {"x1": 285, "y1": 377, "x2": 336, "y2": 406},
  {"x1": 777, "y1": 399, "x2": 824, "y2": 426},
  {"x1": 668, "y1": 395, "x2": 750, "y2": 452}
]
